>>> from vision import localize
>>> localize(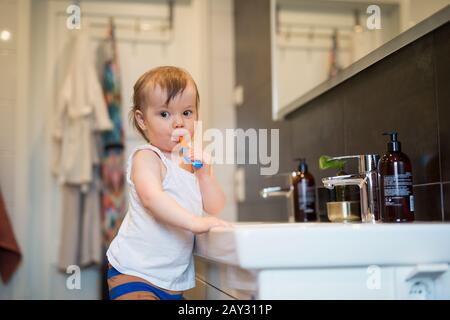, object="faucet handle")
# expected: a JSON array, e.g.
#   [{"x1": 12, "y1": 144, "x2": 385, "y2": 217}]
[
  {"x1": 330, "y1": 154, "x2": 379, "y2": 173},
  {"x1": 329, "y1": 155, "x2": 362, "y2": 161},
  {"x1": 260, "y1": 186, "x2": 293, "y2": 198}
]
